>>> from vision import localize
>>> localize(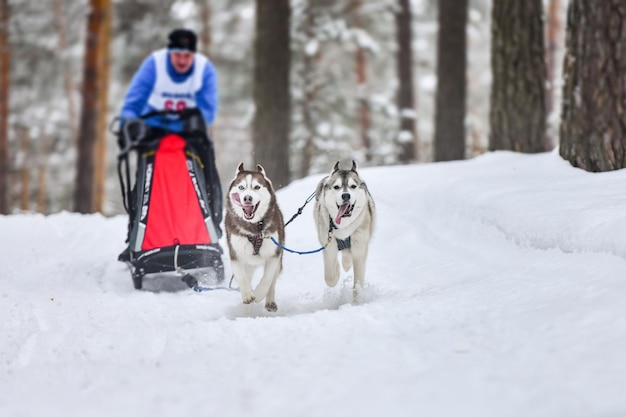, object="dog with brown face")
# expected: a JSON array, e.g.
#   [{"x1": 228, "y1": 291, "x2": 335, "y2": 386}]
[
  {"x1": 225, "y1": 163, "x2": 285, "y2": 312},
  {"x1": 314, "y1": 160, "x2": 375, "y2": 291}
]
